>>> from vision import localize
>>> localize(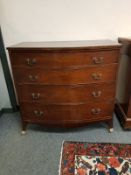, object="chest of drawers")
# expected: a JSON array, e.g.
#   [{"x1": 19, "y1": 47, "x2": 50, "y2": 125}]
[{"x1": 7, "y1": 40, "x2": 121, "y2": 134}]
